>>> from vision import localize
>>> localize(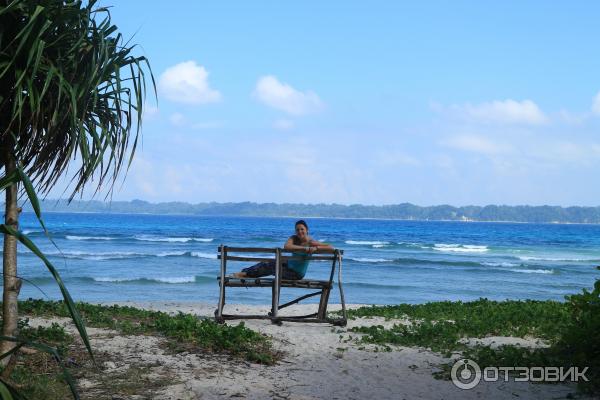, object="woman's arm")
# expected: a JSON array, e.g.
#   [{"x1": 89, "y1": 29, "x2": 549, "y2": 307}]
[
  {"x1": 284, "y1": 237, "x2": 333, "y2": 254},
  {"x1": 309, "y1": 239, "x2": 334, "y2": 253},
  {"x1": 284, "y1": 236, "x2": 310, "y2": 252}
]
